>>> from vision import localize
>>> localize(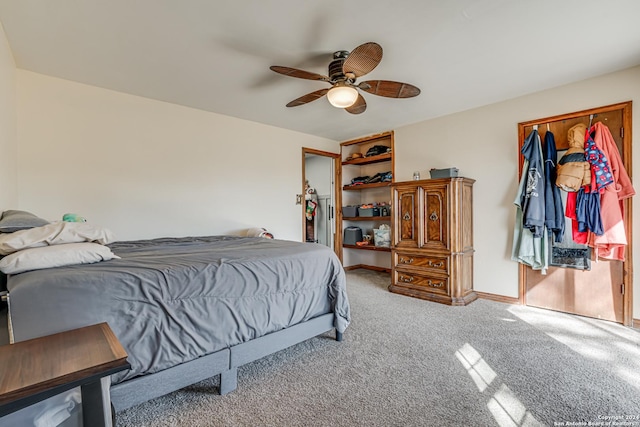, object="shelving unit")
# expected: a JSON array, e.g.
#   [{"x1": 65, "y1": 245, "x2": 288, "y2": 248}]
[{"x1": 337, "y1": 131, "x2": 394, "y2": 272}]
